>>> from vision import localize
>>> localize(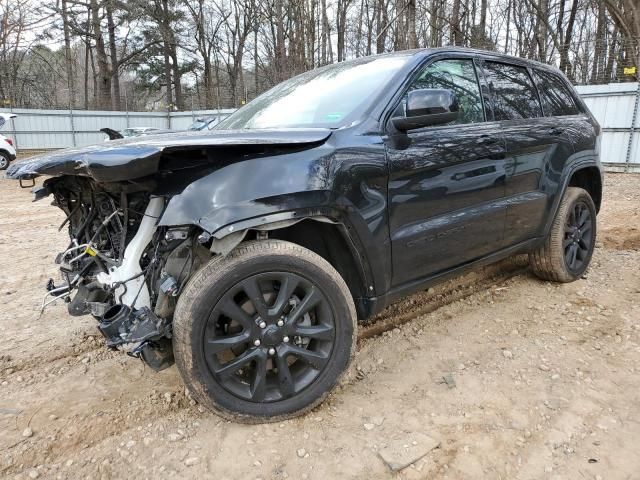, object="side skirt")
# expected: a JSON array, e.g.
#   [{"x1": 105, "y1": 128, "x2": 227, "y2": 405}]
[{"x1": 355, "y1": 237, "x2": 542, "y2": 319}]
